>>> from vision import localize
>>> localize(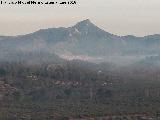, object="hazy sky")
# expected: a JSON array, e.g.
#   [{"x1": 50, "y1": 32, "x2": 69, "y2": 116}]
[{"x1": 0, "y1": 0, "x2": 160, "y2": 36}]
